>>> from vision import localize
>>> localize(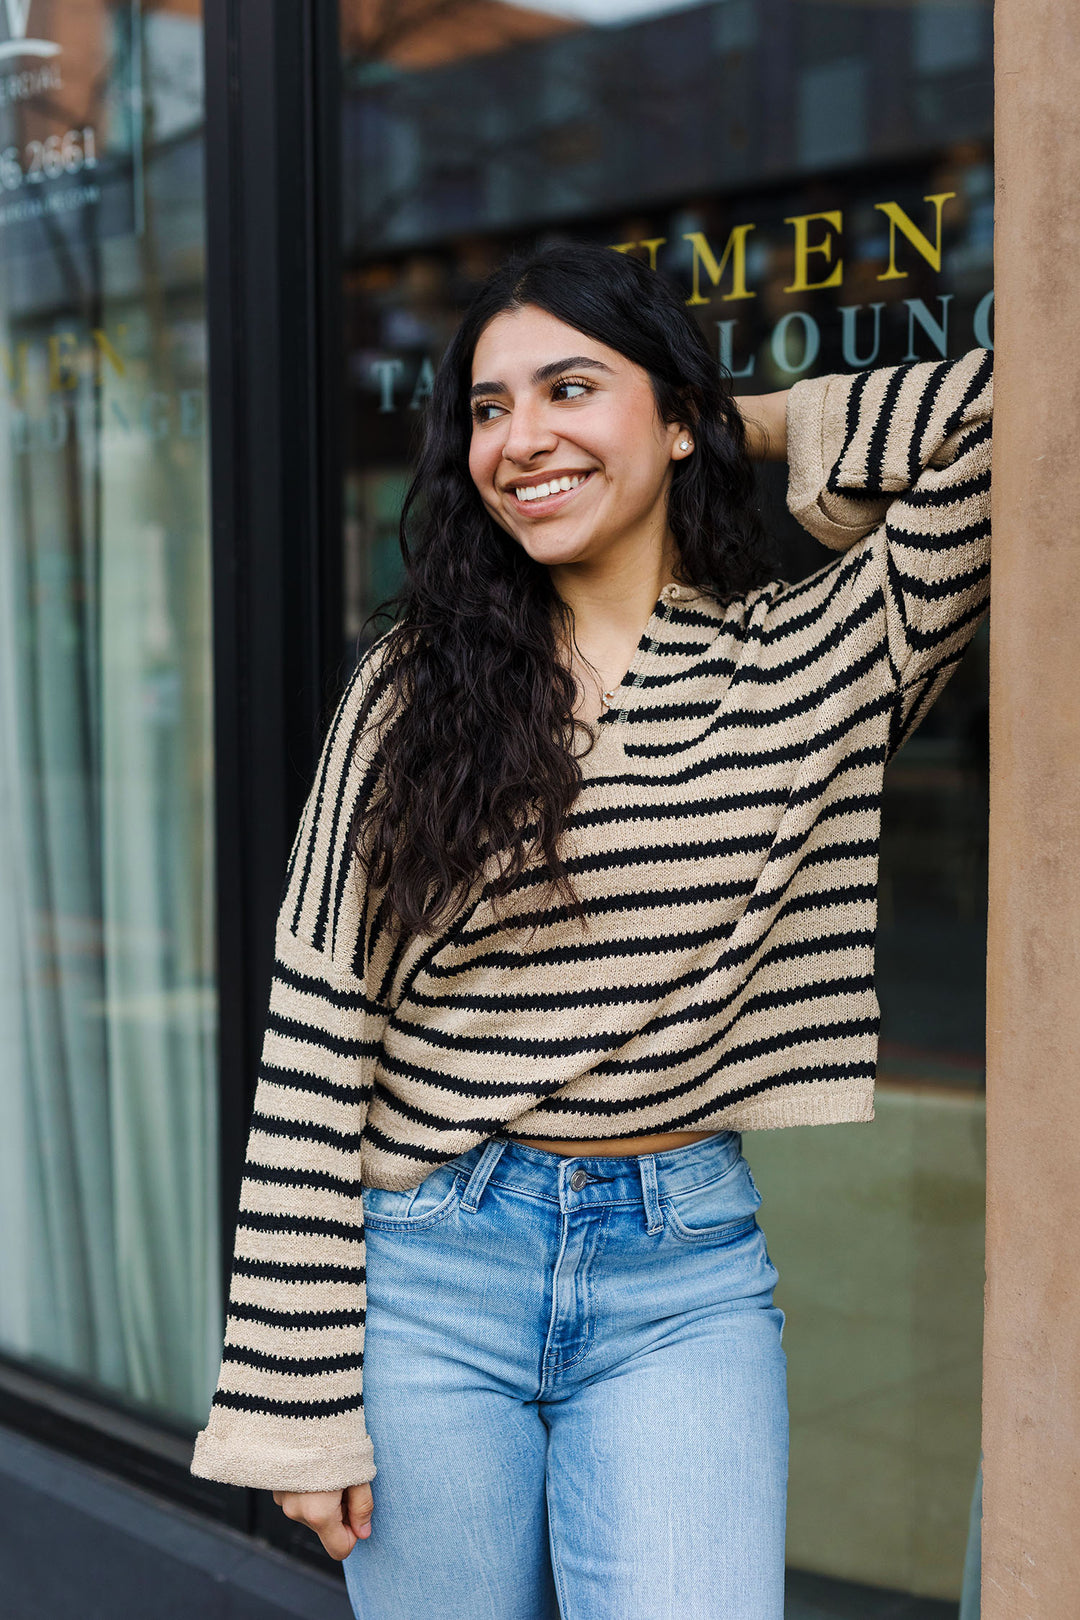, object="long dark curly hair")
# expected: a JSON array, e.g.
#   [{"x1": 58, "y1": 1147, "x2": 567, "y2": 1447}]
[{"x1": 353, "y1": 240, "x2": 776, "y2": 935}]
